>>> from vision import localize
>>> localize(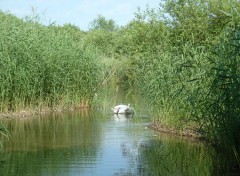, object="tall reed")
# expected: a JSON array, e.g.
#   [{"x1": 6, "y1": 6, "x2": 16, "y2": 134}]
[
  {"x1": 129, "y1": 0, "x2": 240, "y2": 167},
  {"x1": 0, "y1": 11, "x2": 100, "y2": 112},
  {"x1": 196, "y1": 27, "x2": 240, "y2": 145}
]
